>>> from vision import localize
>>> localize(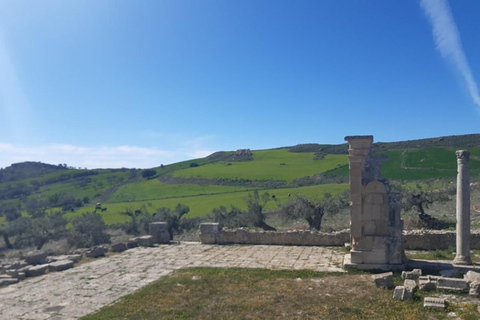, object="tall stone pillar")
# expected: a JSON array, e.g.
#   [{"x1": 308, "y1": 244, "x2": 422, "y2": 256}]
[
  {"x1": 454, "y1": 150, "x2": 472, "y2": 265},
  {"x1": 343, "y1": 135, "x2": 405, "y2": 271},
  {"x1": 345, "y1": 136, "x2": 373, "y2": 242}
]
